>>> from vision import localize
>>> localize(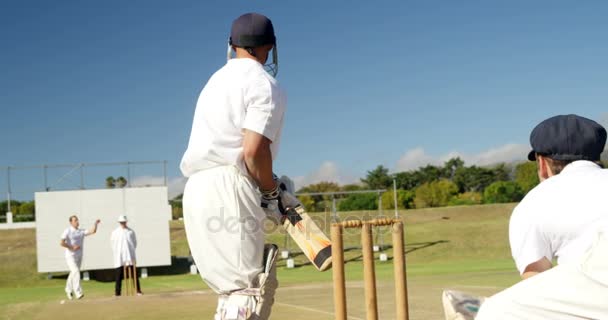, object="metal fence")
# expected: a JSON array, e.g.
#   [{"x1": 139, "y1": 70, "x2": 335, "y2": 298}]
[{"x1": 1, "y1": 161, "x2": 168, "y2": 217}]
